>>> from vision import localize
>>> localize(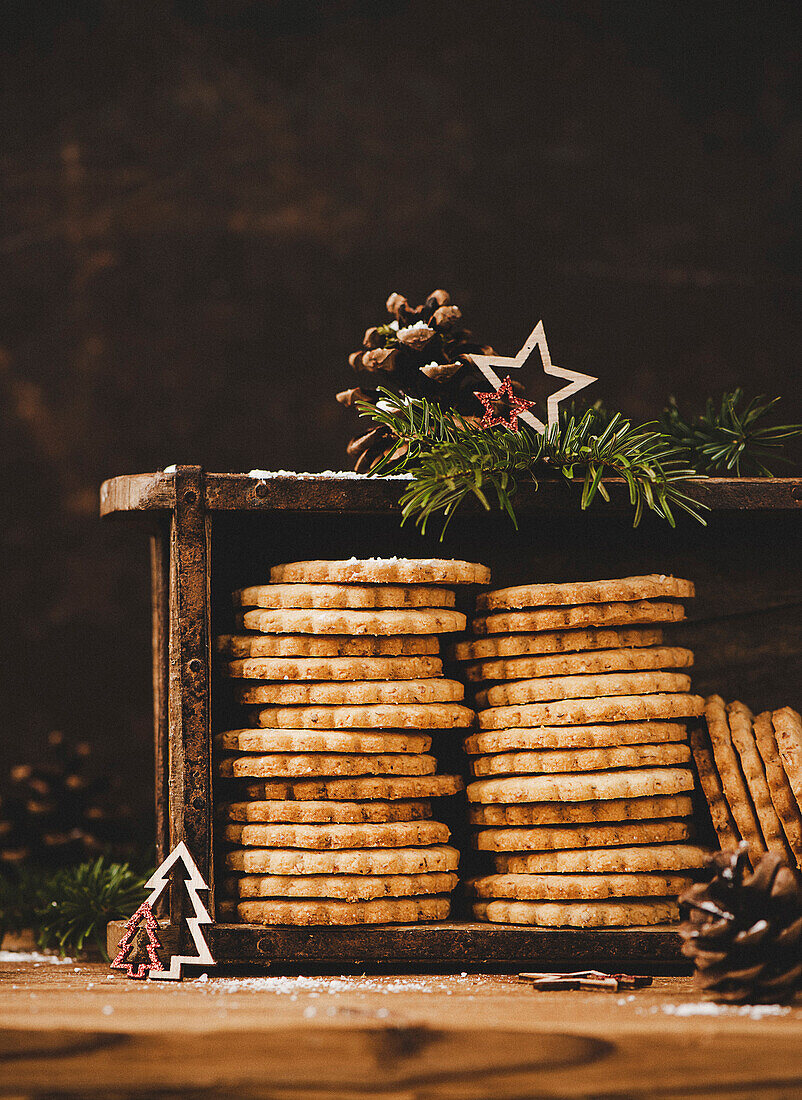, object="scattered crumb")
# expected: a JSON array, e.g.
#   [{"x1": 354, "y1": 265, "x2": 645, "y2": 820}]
[{"x1": 102, "y1": 1005, "x2": 114, "y2": 1016}]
